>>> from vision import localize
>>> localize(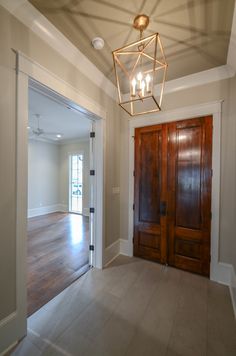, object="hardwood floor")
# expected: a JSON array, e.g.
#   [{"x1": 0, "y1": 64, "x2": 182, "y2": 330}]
[{"x1": 27, "y1": 212, "x2": 90, "y2": 316}]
